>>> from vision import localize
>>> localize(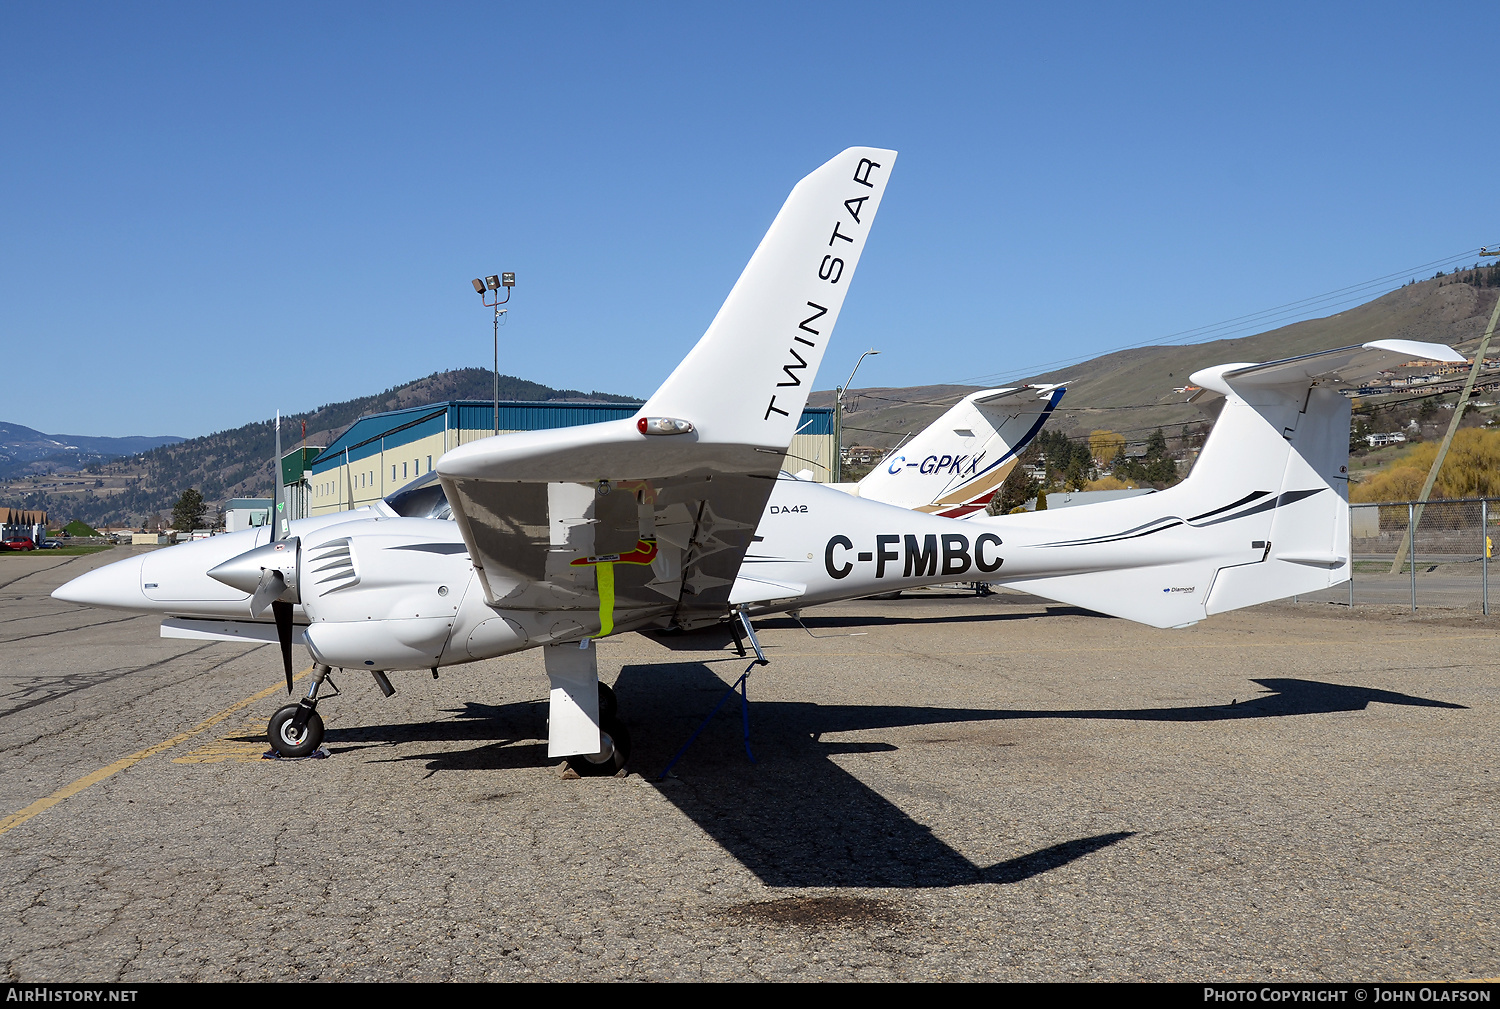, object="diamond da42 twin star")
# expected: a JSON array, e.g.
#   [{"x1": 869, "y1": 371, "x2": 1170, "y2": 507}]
[{"x1": 55, "y1": 147, "x2": 1464, "y2": 773}]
